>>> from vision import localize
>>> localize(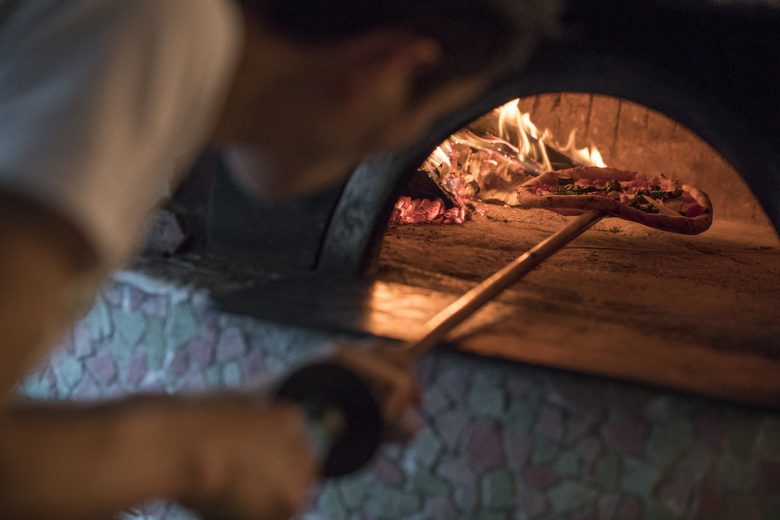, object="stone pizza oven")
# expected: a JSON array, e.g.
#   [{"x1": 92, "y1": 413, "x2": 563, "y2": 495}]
[{"x1": 143, "y1": 0, "x2": 780, "y2": 408}]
